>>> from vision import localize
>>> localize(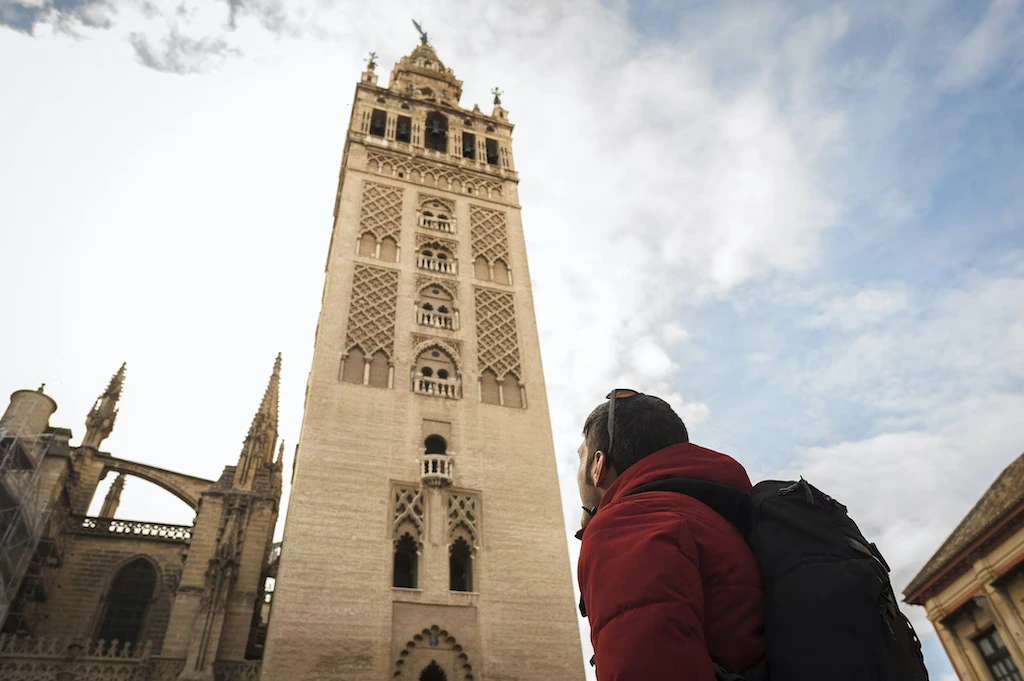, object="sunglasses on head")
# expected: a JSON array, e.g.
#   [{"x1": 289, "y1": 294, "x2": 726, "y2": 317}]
[{"x1": 582, "y1": 388, "x2": 643, "y2": 521}]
